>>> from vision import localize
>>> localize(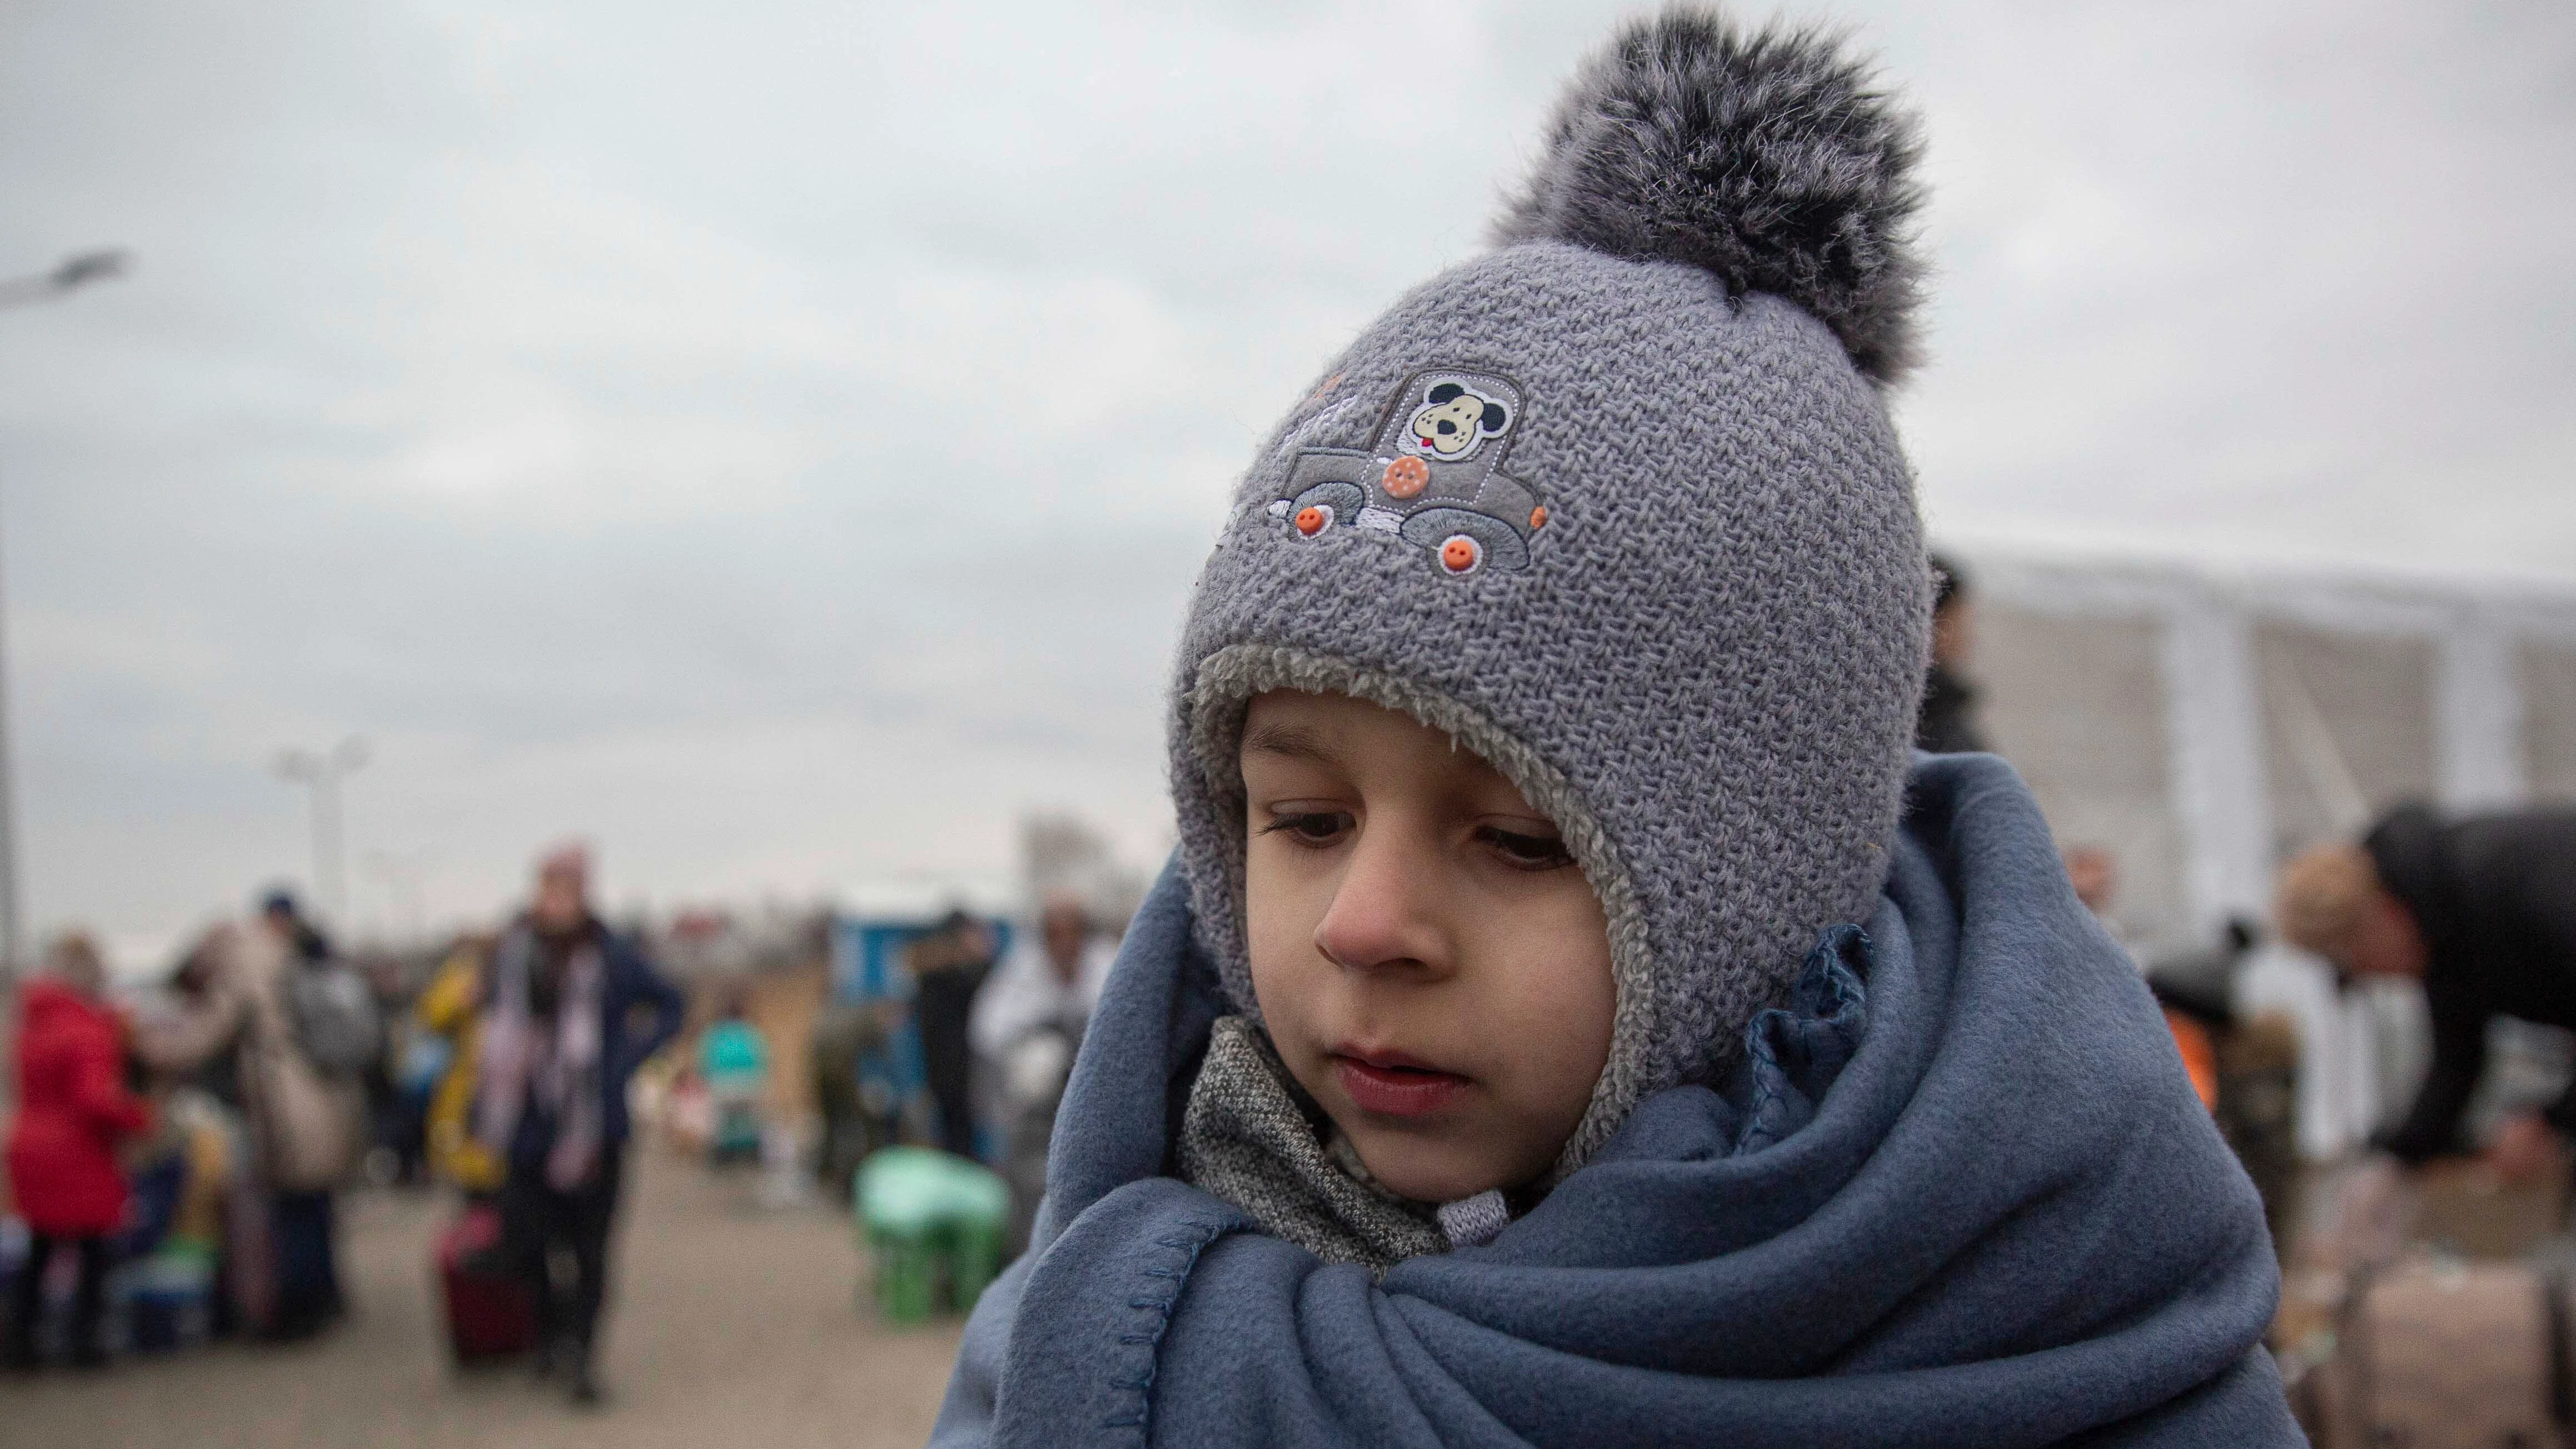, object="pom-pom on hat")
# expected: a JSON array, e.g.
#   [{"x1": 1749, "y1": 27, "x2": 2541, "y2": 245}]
[
  {"x1": 1169, "y1": 6, "x2": 1935, "y2": 1172},
  {"x1": 1494, "y1": 11, "x2": 1927, "y2": 384}
]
